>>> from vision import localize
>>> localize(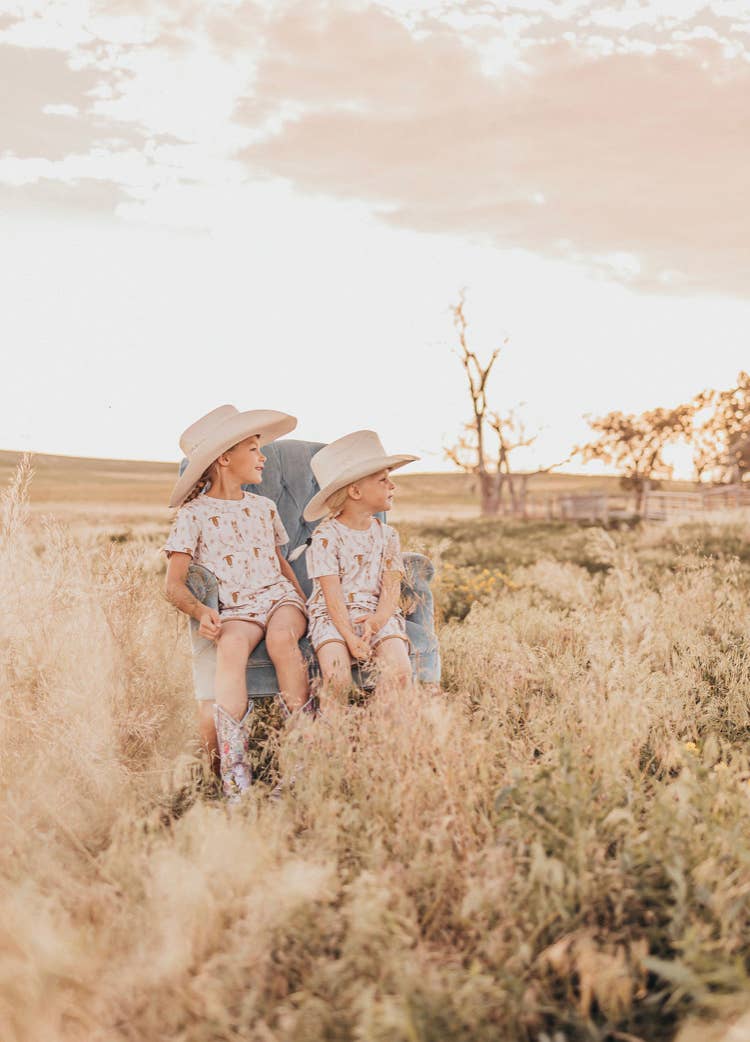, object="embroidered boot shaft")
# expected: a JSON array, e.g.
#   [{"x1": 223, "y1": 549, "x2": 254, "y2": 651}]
[{"x1": 214, "y1": 703, "x2": 254, "y2": 803}]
